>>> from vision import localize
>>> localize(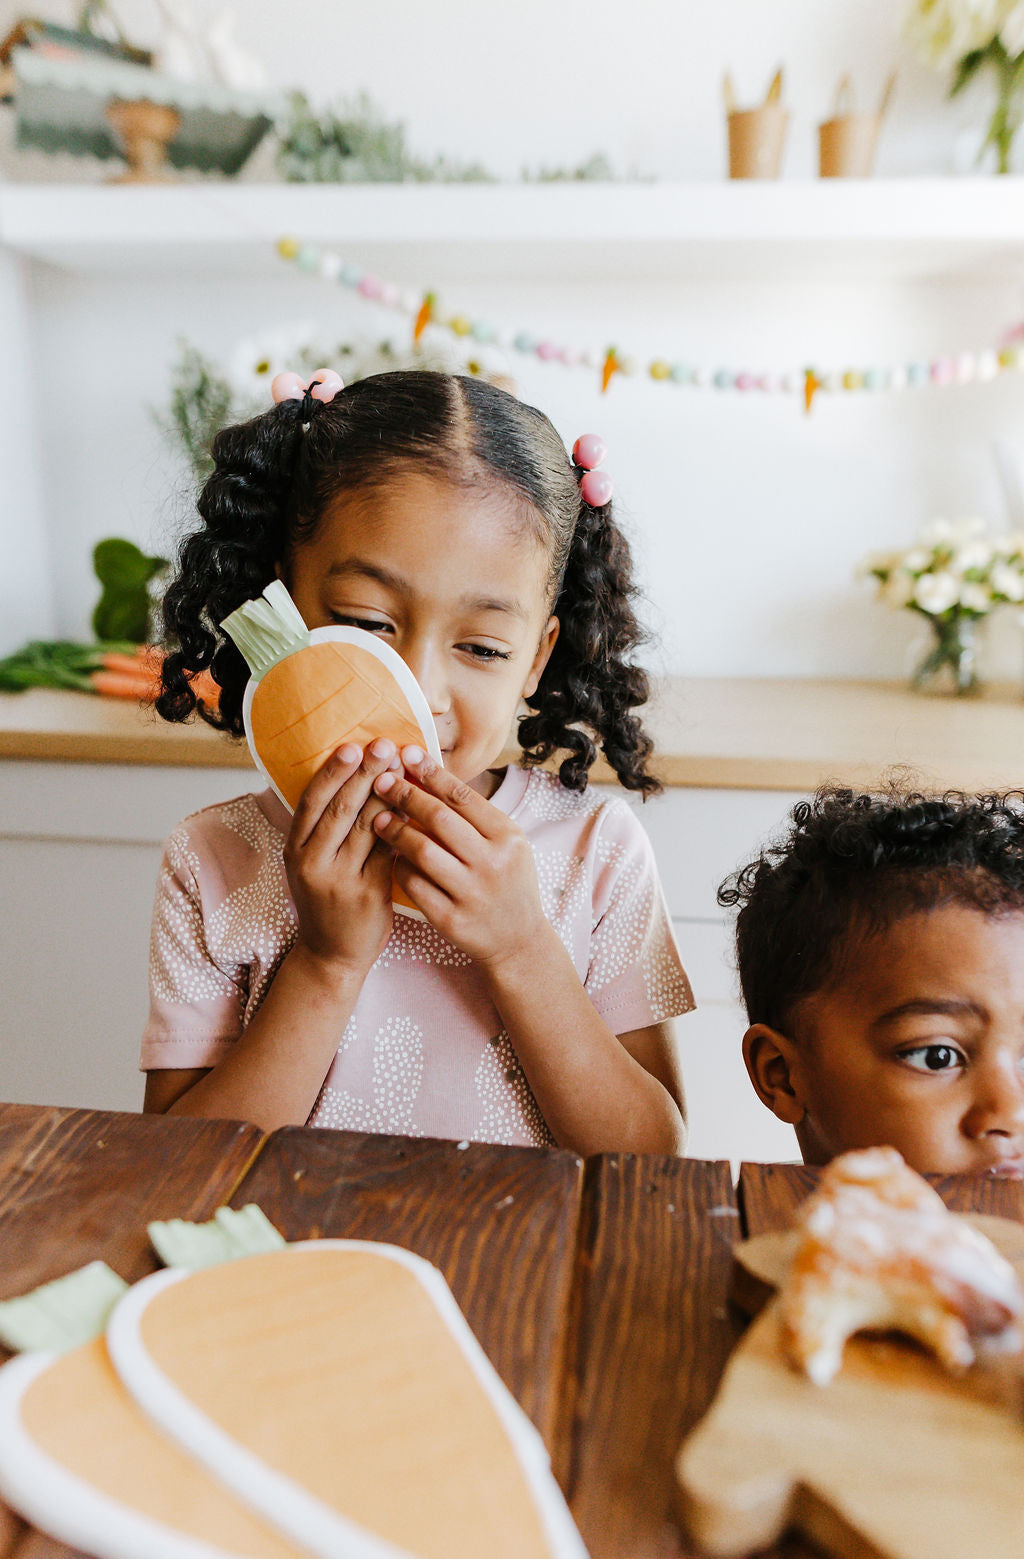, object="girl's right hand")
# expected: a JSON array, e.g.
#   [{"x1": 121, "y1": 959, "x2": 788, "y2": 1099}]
[{"x1": 284, "y1": 739, "x2": 398, "y2": 976}]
